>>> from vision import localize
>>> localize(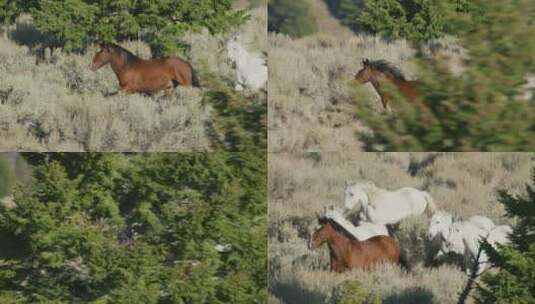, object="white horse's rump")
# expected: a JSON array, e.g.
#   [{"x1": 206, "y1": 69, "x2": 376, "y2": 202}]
[
  {"x1": 226, "y1": 35, "x2": 267, "y2": 91},
  {"x1": 428, "y1": 211, "x2": 509, "y2": 274},
  {"x1": 465, "y1": 224, "x2": 512, "y2": 274},
  {"x1": 344, "y1": 181, "x2": 436, "y2": 225},
  {"x1": 467, "y1": 215, "x2": 495, "y2": 232},
  {"x1": 324, "y1": 208, "x2": 389, "y2": 241}
]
